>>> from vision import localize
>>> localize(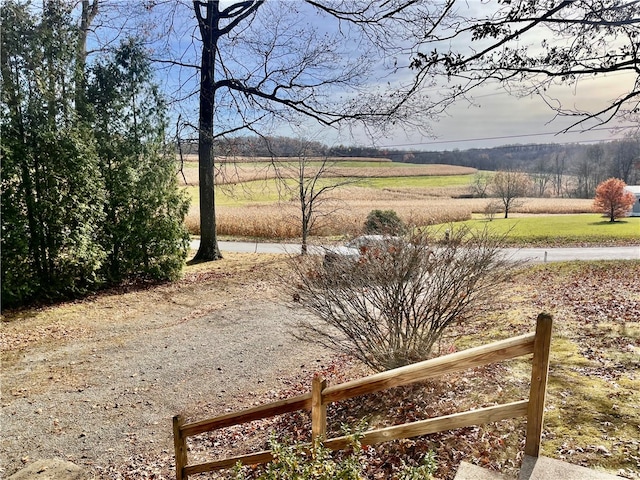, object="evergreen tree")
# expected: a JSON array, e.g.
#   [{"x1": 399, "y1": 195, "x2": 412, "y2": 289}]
[
  {"x1": 1, "y1": 3, "x2": 189, "y2": 307},
  {"x1": 87, "y1": 39, "x2": 190, "y2": 283},
  {"x1": 1, "y1": 1, "x2": 105, "y2": 306}
]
